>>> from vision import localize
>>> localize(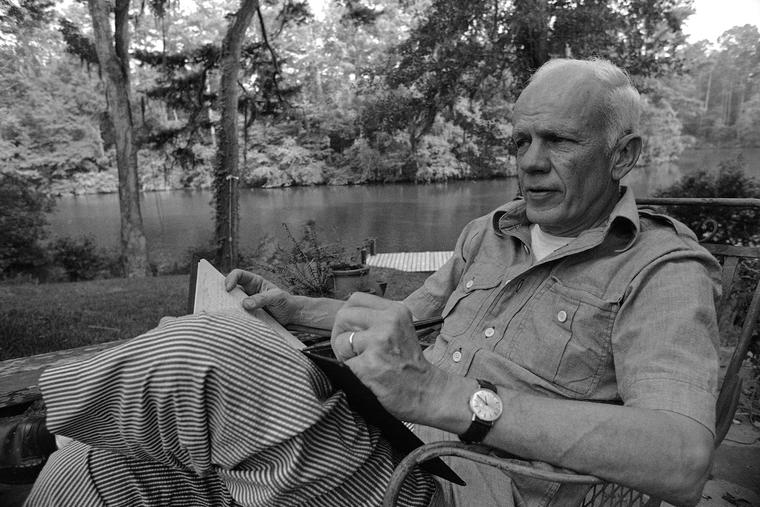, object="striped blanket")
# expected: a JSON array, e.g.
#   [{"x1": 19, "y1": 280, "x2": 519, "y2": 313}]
[{"x1": 28, "y1": 312, "x2": 436, "y2": 506}]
